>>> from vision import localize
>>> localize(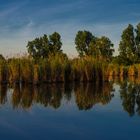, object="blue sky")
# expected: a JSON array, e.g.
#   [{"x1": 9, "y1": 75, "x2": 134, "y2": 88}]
[{"x1": 0, "y1": 0, "x2": 140, "y2": 56}]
